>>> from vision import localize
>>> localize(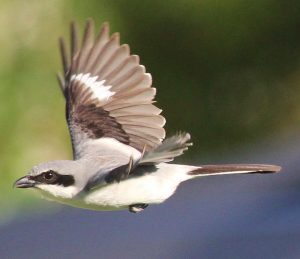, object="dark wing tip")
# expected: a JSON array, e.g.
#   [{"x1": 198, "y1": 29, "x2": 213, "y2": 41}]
[
  {"x1": 59, "y1": 37, "x2": 69, "y2": 75},
  {"x1": 70, "y1": 21, "x2": 79, "y2": 58},
  {"x1": 82, "y1": 18, "x2": 94, "y2": 43}
]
